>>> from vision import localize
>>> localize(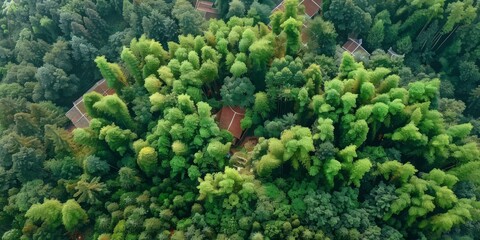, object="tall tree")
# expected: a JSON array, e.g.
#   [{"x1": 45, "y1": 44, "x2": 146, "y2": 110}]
[
  {"x1": 172, "y1": 0, "x2": 206, "y2": 36},
  {"x1": 306, "y1": 17, "x2": 338, "y2": 56},
  {"x1": 324, "y1": 0, "x2": 372, "y2": 38},
  {"x1": 227, "y1": 0, "x2": 246, "y2": 18},
  {"x1": 32, "y1": 64, "x2": 79, "y2": 104},
  {"x1": 366, "y1": 19, "x2": 385, "y2": 50},
  {"x1": 220, "y1": 76, "x2": 255, "y2": 108}
]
